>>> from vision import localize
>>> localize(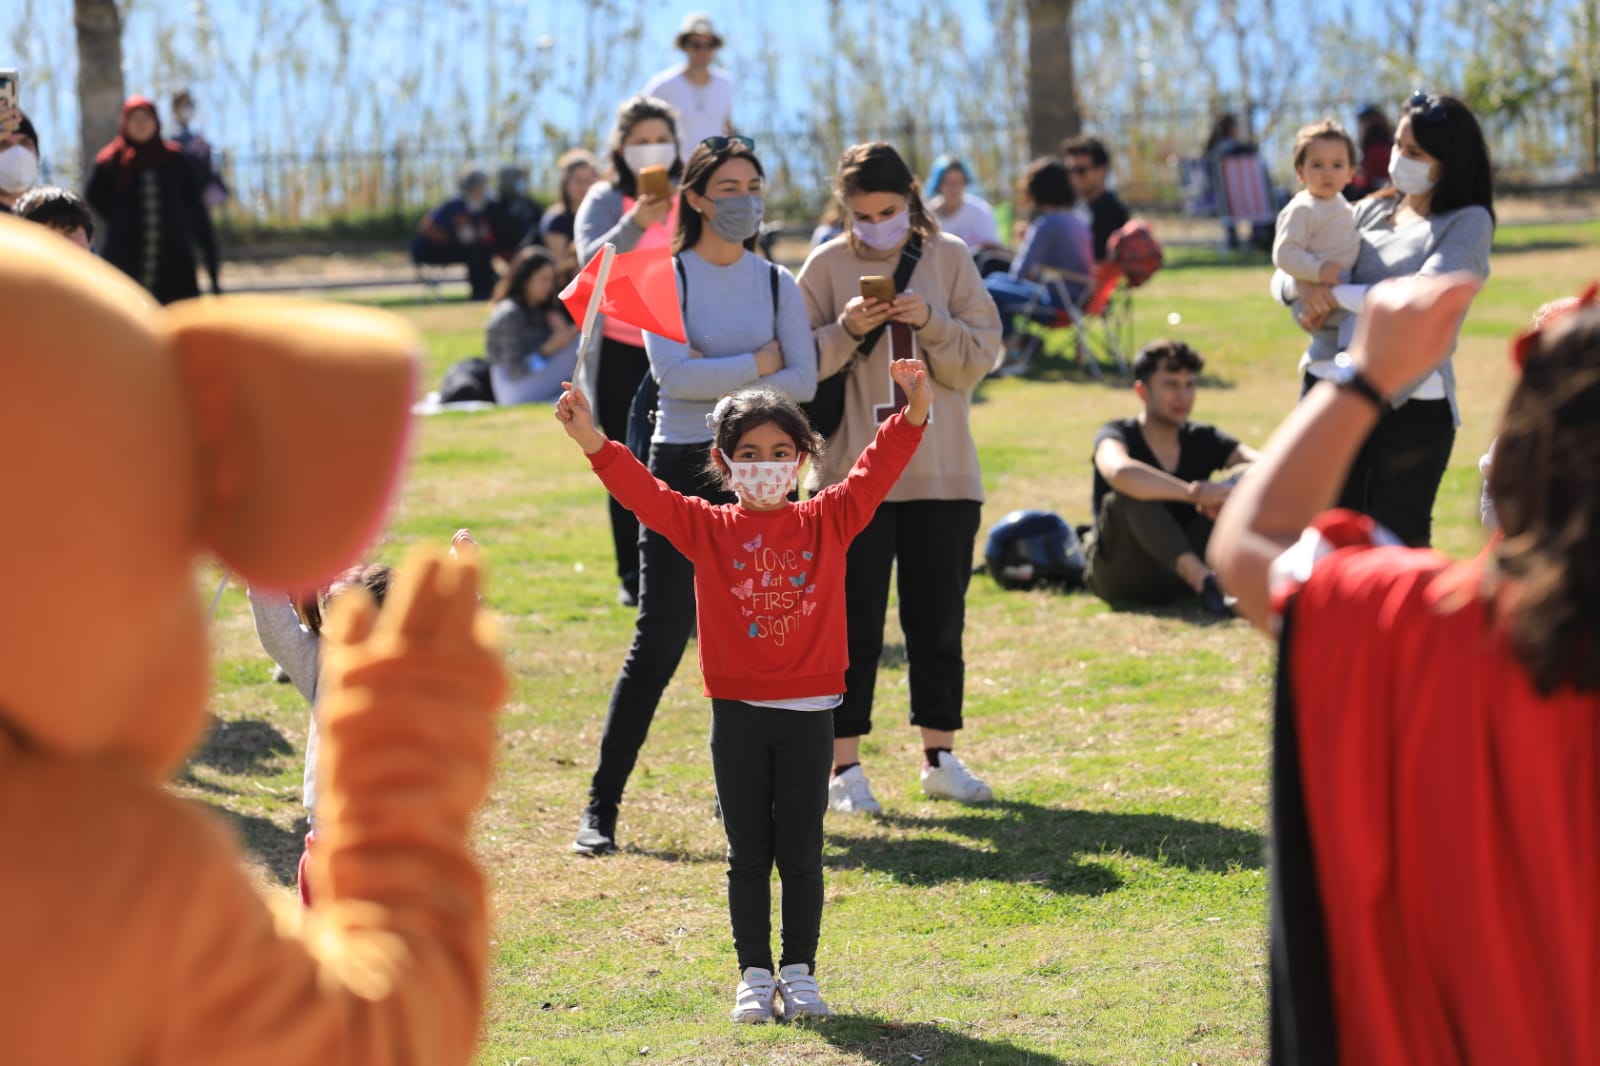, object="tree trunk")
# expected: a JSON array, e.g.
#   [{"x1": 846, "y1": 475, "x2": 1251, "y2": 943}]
[
  {"x1": 75, "y1": 0, "x2": 126, "y2": 185},
  {"x1": 1026, "y1": 0, "x2": 1078, "y2": 159}
]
